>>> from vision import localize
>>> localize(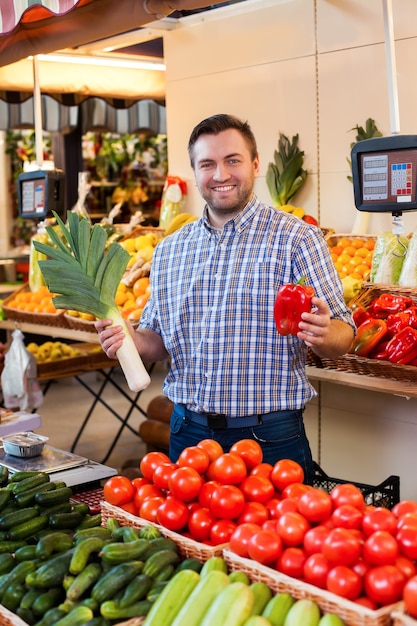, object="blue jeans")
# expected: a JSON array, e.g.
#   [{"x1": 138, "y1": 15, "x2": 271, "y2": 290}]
[{"x1": 169, "y1": 405, "x2": 314, "y2": 485}]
